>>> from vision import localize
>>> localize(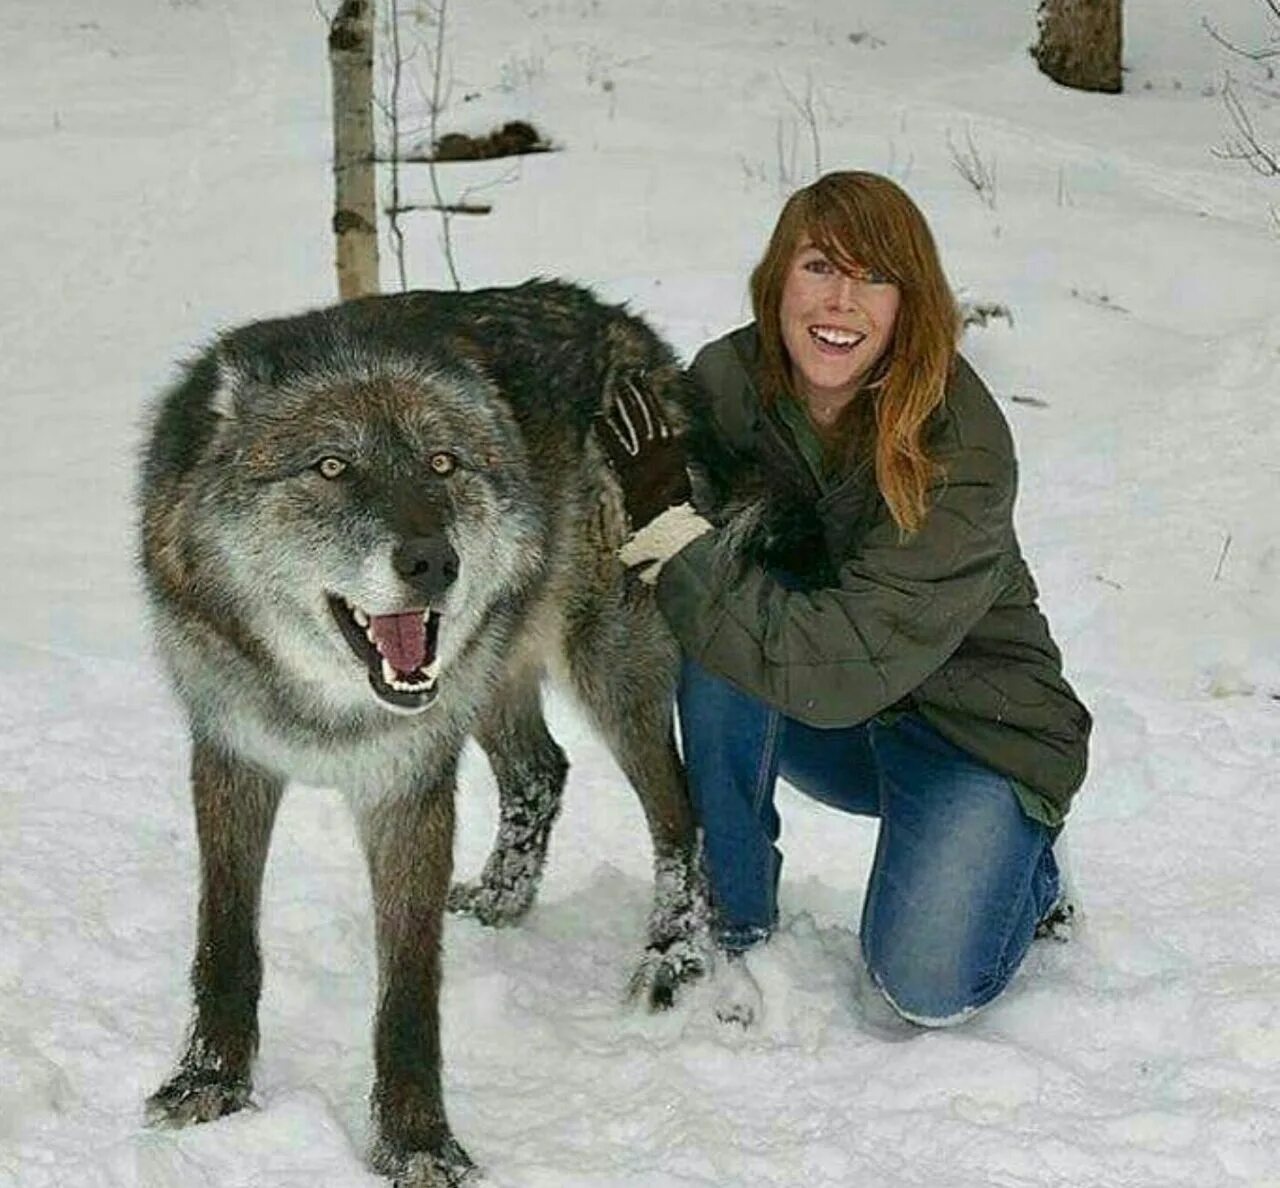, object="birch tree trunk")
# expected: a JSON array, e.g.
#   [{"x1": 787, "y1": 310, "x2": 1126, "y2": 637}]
[
  {"x1": 1032, "y1": 0, "x2": 1123, "y2": 94},
  {"x1": 329, "y1": 0, "x2": 379, "y2": 299}
]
